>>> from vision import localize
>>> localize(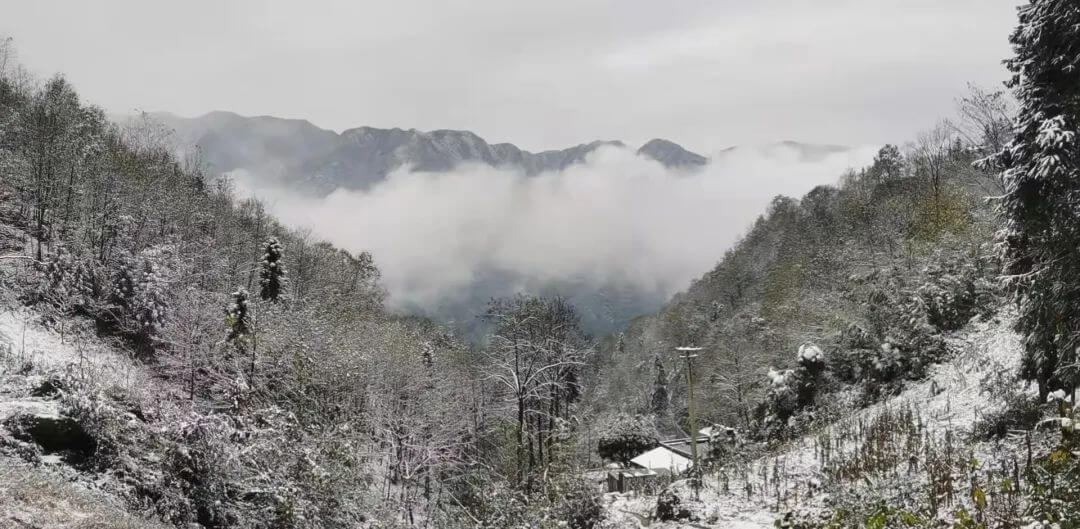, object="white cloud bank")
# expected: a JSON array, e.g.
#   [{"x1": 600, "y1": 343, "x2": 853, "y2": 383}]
[{"x1": 232, "y1": 145, "x2": 876, "y2": 311}]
